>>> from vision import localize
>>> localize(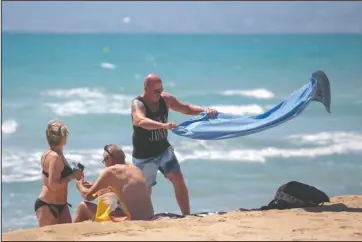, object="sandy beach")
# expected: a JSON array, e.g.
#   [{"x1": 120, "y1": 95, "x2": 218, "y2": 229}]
[{"x1": 2, "y1": 195, "x2": 362, "y2": 241}]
